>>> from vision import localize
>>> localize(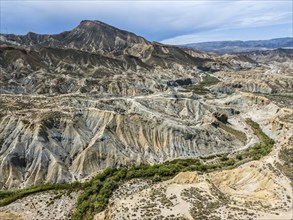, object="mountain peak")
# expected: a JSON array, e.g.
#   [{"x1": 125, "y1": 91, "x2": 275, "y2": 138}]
[
  {"x1": 1, "y1": 20, "x2": 149, "y2": 53},
  {"x1": 79, "y1": 20, "x2": 107, "y2": 26},
  {"x1": 77, "y1": 20, "x2": 123, "y2": 32}
]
